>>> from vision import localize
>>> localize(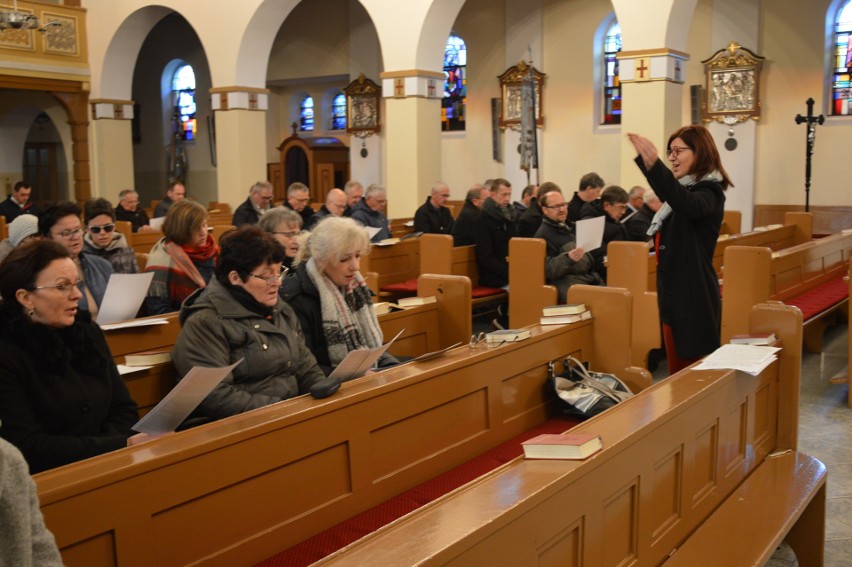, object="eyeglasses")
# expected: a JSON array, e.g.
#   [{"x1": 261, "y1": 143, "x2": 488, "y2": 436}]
[
  {"x1": 248, "y1": 267, "x2": 288, "y2": 286},
  {"x1": 88, "y1": 224, "x2": 116, "y2": 234},
  {"x1": 469, "y1": 332, "x2": 487, "y2": 350},
  {"x1": 543, "y1": 203, "x2": 568, "y2": 209},
  {"x1": 31, "y1": 280, "x2": 80, "y2": 296},
  {"x1": 668, "y1": 145, "x2": 692, "y2": 157},
  {"x1": 52, "y1": 227, "x2": 83, "y2": 240},
  {"x1": 272, "y1": 230, "x2": 301, "y2": 239}
]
